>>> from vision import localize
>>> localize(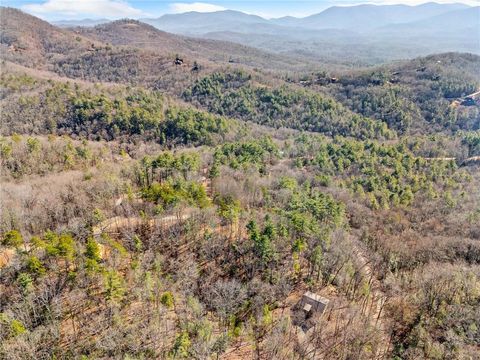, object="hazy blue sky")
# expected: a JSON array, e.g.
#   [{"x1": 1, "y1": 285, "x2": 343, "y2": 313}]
[{"x1": 4, "y1": 0, "x2": 478, "y2": 20}]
